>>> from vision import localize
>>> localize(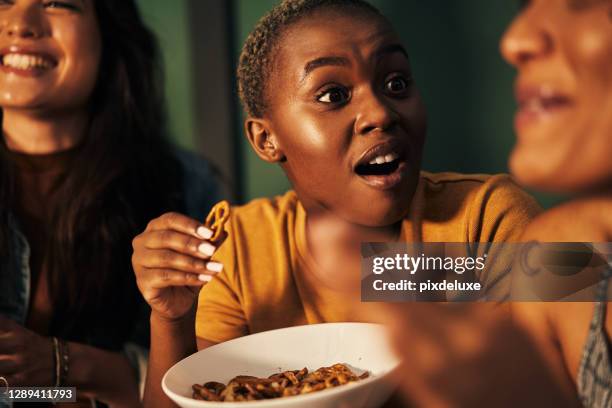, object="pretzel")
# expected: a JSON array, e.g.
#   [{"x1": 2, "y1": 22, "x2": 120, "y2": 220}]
[
  {"x1": 204, "y1": 200, "x2": 230, "y2": 243},
  {"x1": 192, "y1": 363, "x2": 369, "y2": 402}
]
